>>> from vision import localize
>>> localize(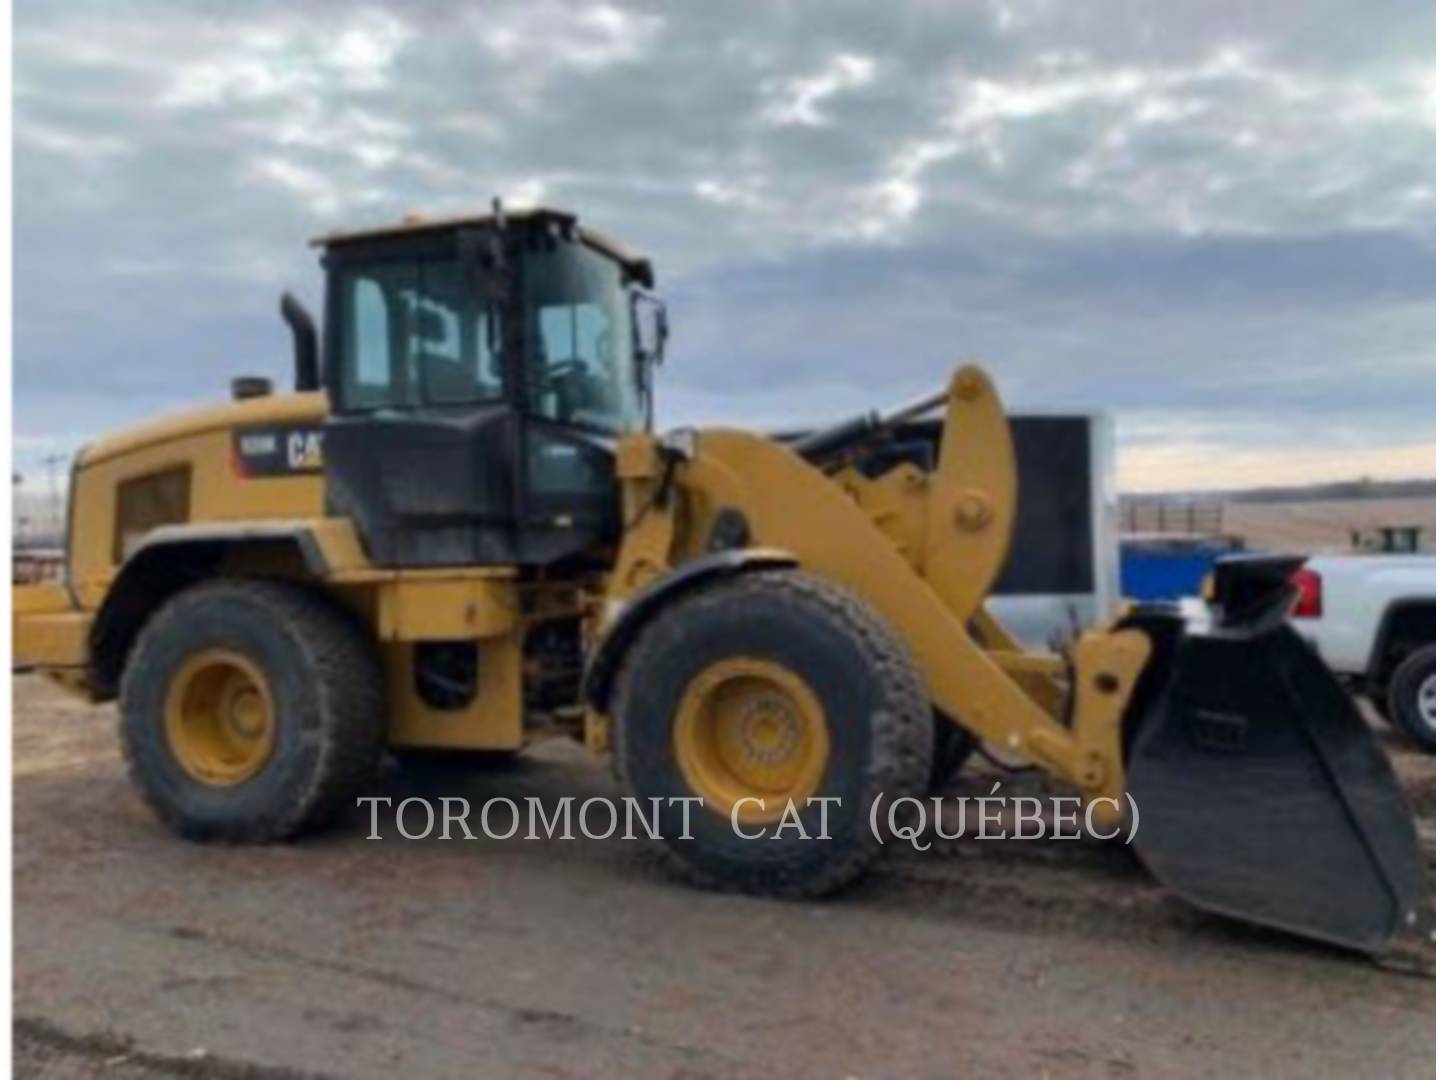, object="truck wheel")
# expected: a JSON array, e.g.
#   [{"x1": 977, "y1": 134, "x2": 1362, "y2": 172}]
[
  {"x1": 120, "y1": 579, "x2": 385, "y2": 840},
  {"x1": 612, "y1": 570, "x2": 932, "y2": 897},
  {"x1": 1387, "y1": 645, "x2": 1435, "y2": 754}
]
